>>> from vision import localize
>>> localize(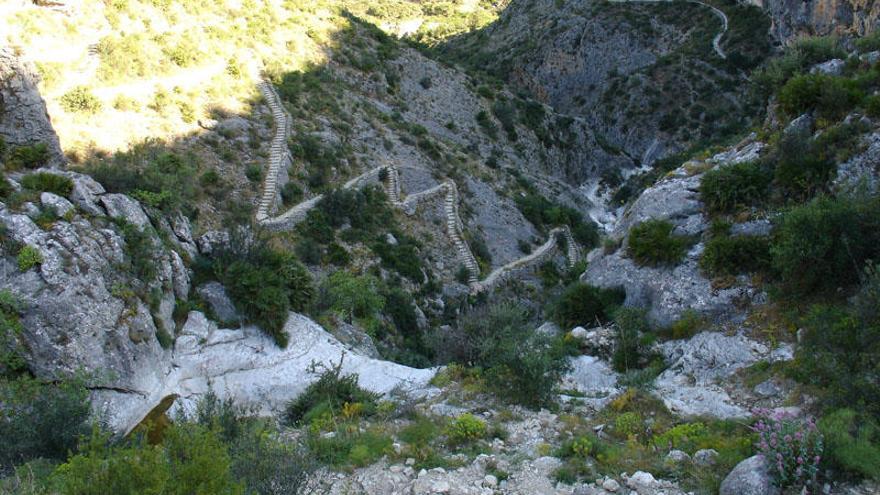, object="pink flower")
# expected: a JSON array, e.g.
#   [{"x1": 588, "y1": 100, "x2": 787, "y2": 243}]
[
  {"x1": 784, "y1": 434, "x2": 792, "y2": 443},
  {"x1": 776, "y1": 453, "x2": 783, "y2": 460},
  {"x1": 797, "y1": 456, "x2": 804, "y2": 464},
  {"x1": 814, "y1": 456, "x2": 821, "y2": 464}
]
